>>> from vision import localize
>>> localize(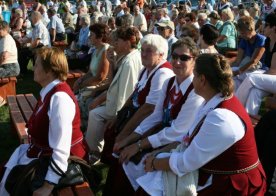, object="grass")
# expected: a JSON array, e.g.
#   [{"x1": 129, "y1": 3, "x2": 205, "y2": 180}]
[{"x1": 0, "y1": 64, "x2": 108, "y2": 195}]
